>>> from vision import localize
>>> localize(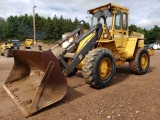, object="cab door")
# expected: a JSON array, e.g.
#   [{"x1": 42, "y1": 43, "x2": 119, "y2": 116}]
[
  {"x1": 121, "y1": 12, "x2": 129, "y2": 48},
  {"x1": 113, "y1": 10, "x2": 123, "y2": 50}
]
